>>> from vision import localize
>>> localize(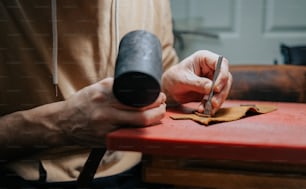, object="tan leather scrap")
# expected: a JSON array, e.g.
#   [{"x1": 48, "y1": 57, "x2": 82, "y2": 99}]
[{"x1": 170, "y1": 104, "x2": 277, "y2": 125}]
